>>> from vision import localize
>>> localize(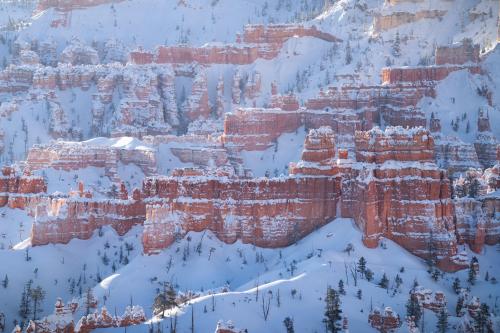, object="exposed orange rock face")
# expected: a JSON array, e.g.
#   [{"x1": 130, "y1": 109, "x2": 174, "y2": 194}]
[
  {"x1": 130, "y1": 25, "x2": 341, "y2": 65},
  {"x1": 242, "y1": 24, "x2": 341, "y2": 44},
  {"x1": 142, "y1": 128, "x2": 342, "y2": 254},
  {"x1": 435, "y1": 39, "x2": 480, "y2": 65},
  {"x1": 381, "y1": 65, "x2": 481, "y2": 84},
  {"x1": 341, "y1": 127, "x2": 463, "y2": 271},
  {"x1": 31, "y1": 186, "x2": 145, "y2": 246},
  {"x1": 0, "y1": 166, "x2": 47, "y2": 209},
  {"x1": 221, "y1": 107, "x2": 364, "y2": 152},
  {"x1": 368, "y1": 307, "x2": 401, "y2": 332},
  {"x1": 373, "y1": 10, "x2": 447, "y2": 31}
]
